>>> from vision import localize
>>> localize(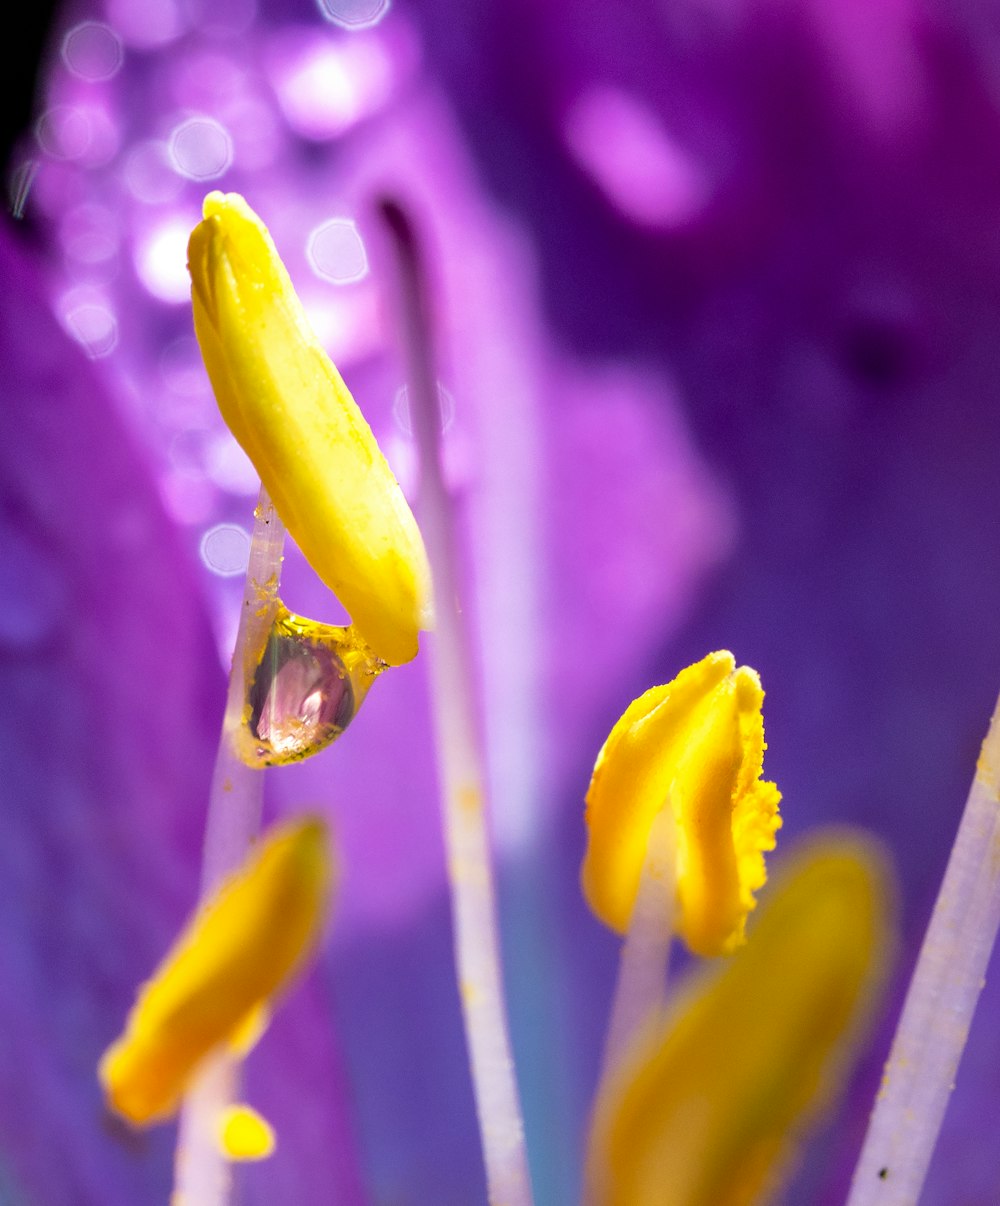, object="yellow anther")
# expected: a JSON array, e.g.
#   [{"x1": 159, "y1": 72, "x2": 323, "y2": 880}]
[
  {"x1": 582, "y1": 651, "x2": 781, "y2": 956},
  {"x1": 99, "y1": 816, "x2": 332, "y2": 1125},
  {"x1": 188, "y1": 191, "x2": 430, "y2": 665},
  {"x1": 588, "y1": 834, "x2": 896, "y2": 1206}
]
